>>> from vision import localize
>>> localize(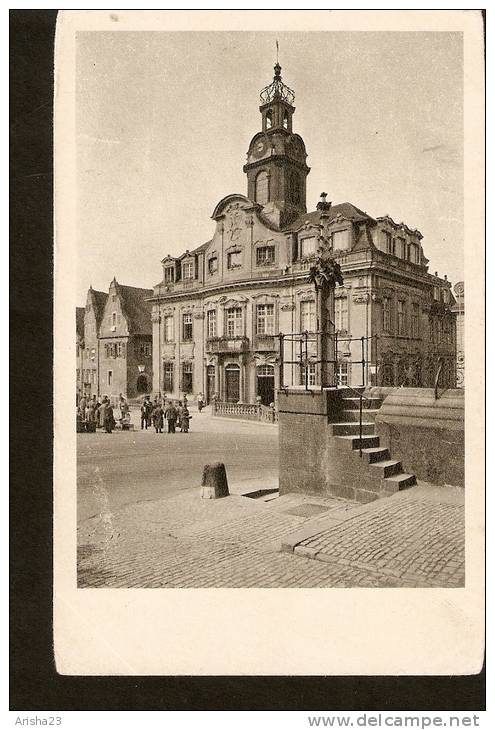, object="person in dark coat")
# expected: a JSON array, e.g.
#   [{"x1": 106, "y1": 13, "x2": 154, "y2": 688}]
[
  {"x1": 164, "y1": 401, "x2": 178, "y2": 434},
  {"x1": 104, "y1": 403, "x2": 115, "y2": 433},
  {"x1": 141, "y1": 395, "x2": 152, "y2": 430},
  {"x1": 180, "y1": 406, "x2": 191, "y2": 433},
  {"x1": 152, "y1": 404, "x2": 164, "y2": 434}
]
